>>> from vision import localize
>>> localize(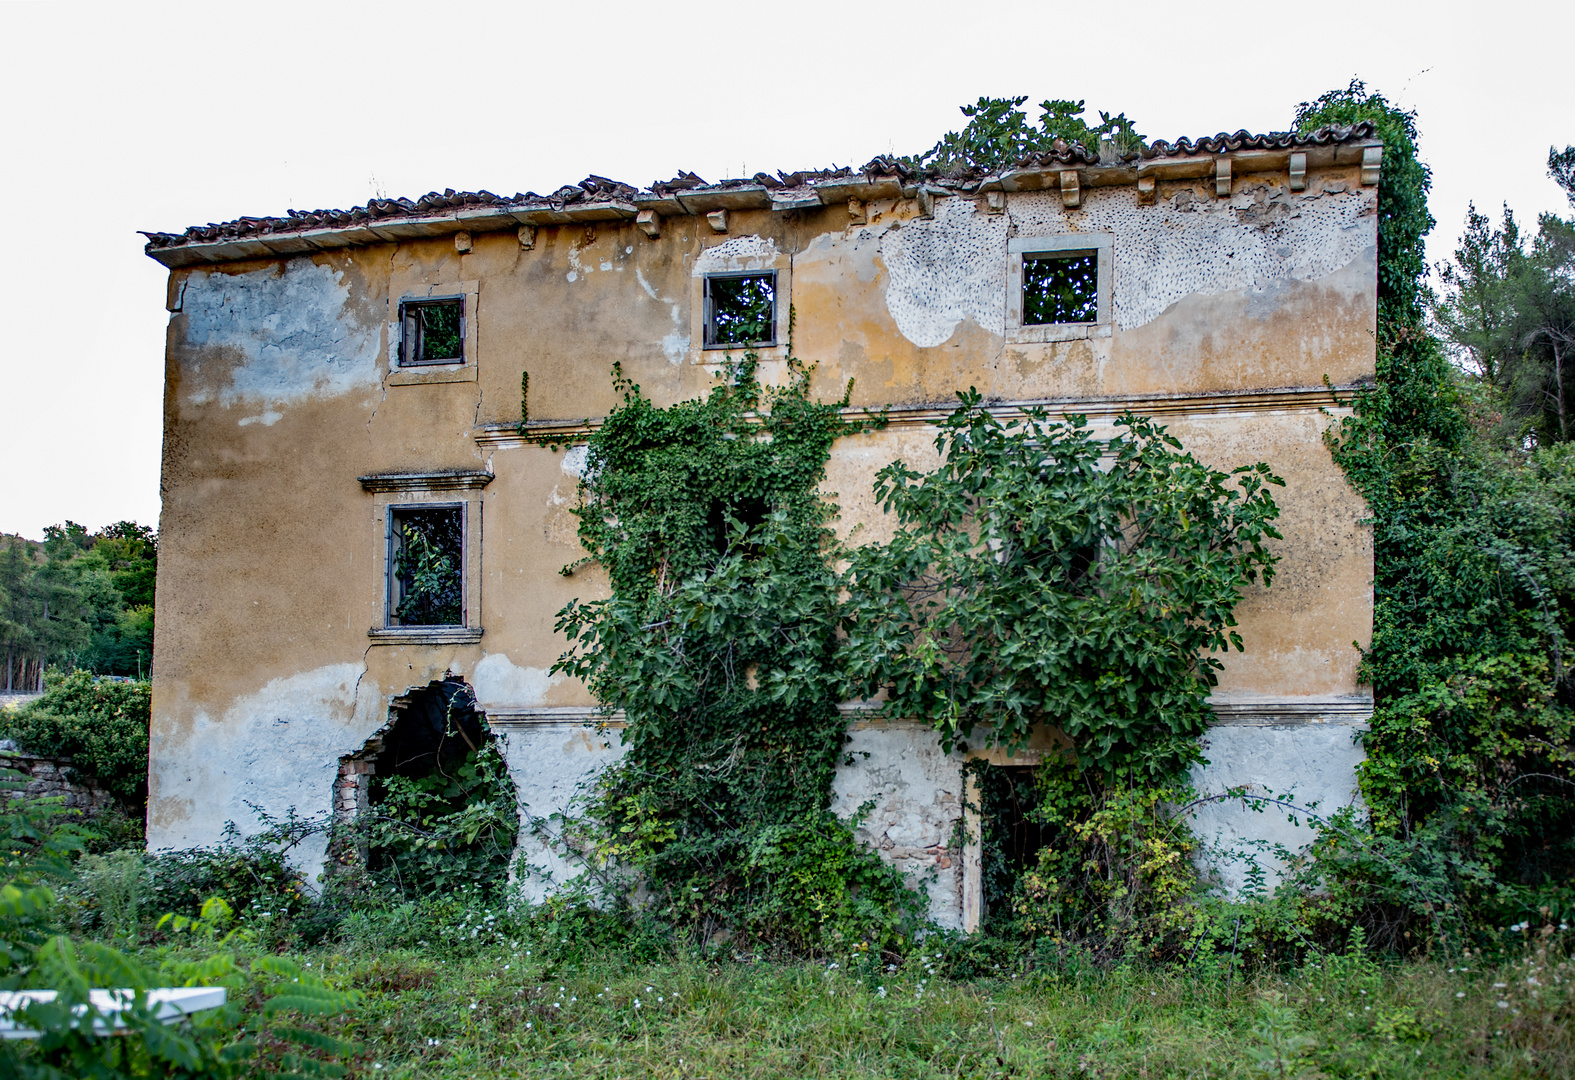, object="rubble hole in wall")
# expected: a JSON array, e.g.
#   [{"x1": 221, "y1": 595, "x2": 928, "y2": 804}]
[{"x1": 332, "y1": 676, "x2": 519, "y2": 895}]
